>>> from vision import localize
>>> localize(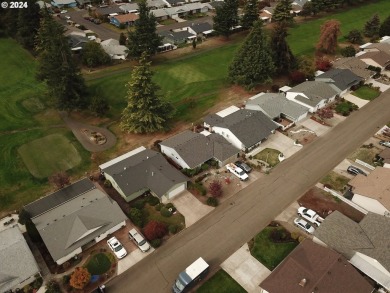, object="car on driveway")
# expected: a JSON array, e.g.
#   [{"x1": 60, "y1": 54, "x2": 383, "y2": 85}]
[
  {"x1": 234, "y1": 161, "x2": 252, "y2": 173},
  {"x1": 297, "y1": 206, "x2": 324, "y2": 227},
  {"x1": 347, "y1": 165, "x2": 367, "y2": 176},
  {"x1": 60, "y1": 9, "x2": 67, "y2": 13},
  {"x1": 294, "y1": 218, "x2": 315, "y2": 234},
  {"x1": 129, "y1": 228, "x2": 151, "y2": 252},
  {"x1": 107, "y1": 237, "x2": 127, "y2": 259},
  {"x1": 379, "y1": 140, "x2": 390, "y2": 148}
]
